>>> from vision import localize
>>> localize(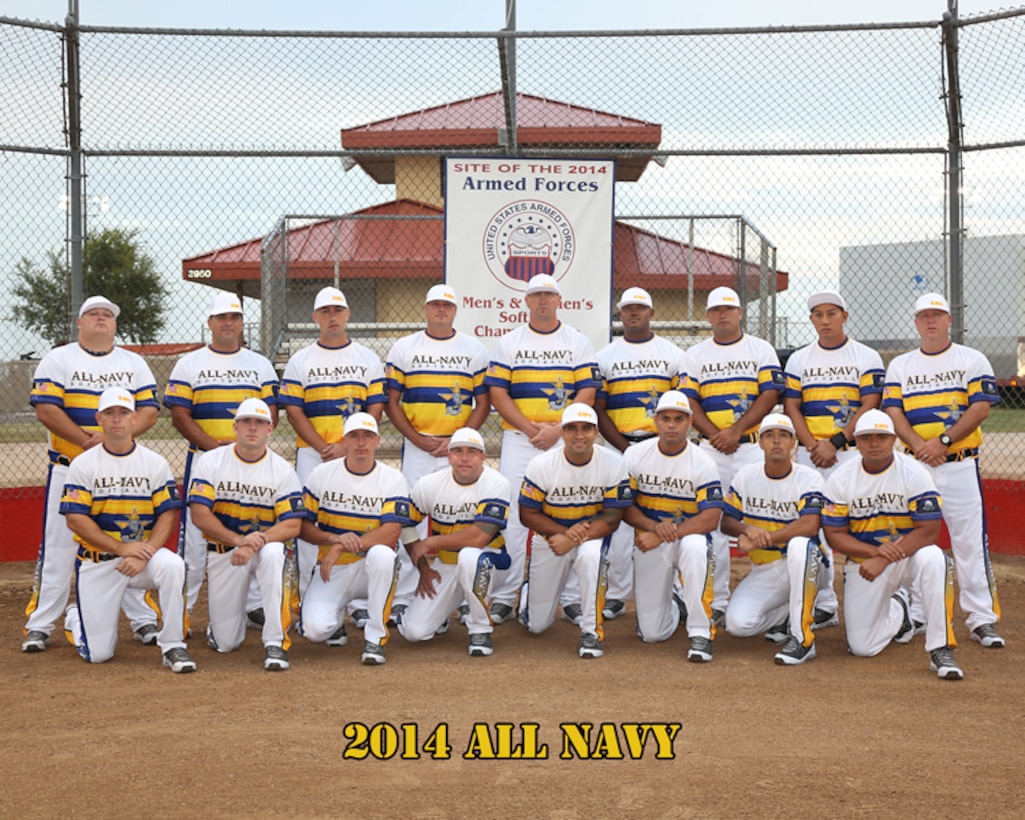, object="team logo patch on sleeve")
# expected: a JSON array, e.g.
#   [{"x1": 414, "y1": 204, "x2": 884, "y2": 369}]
[
  {"x1": 805, "y1": 495, "x2": 824, "y2": 511},
  {"x1": 918, "y1": 497, "x2": 940, "y2": 514},
  {"x1": 290, "y1": 497, "x2": 305, "y2": 513},
  {"x1": 873, "y1": 373, "x2": 886, "y2": 388},
  {"x1": 168, "y1": 485, "x2": 181, "y2": 502},
  {"x1": 394, "y1": 500, "x2": 411, "y2": 518},
  {"x1": 484, "y1": 503, "x2": 504, "y2": 519},
  {"x1": 708, "y1": 486, "x2": 724, "y2": 502},
  {"x1": 617, "y1": 485, "x2": 635, "y2": 502},
  {"x1": 982, "y1": 380, "x2": 999, "y2": 395}
]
